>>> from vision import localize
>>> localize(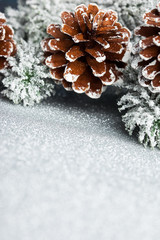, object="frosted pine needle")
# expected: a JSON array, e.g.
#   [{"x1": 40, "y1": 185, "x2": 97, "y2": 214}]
[
  {"x1": 2, "y1": 40, "x2": 54, "y2": 106},
  {"x1": 118, "y1": 85, "x2": 160, "y2": 148}
]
